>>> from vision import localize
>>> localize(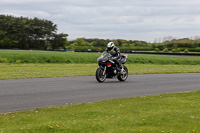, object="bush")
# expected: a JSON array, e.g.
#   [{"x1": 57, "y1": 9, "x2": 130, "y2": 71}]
[
  {"x1": 172, "y1": 49, "x2": 176, "y2": 53},
  {"x1": 155, "y1": 48, "x2": 160, "y2": 52},
  {"x1": 188, "y1": 47, "x2": 200, "y2": 52},
  {"x1": 176, "y1": 48, "x2": 181, "y2": 53},
  {"x1": 162, "y1": 48, "x2": 169, "y2": 52},
  {"x1": 184, "y1": 49, "x2": 189, "y2": 53}
]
